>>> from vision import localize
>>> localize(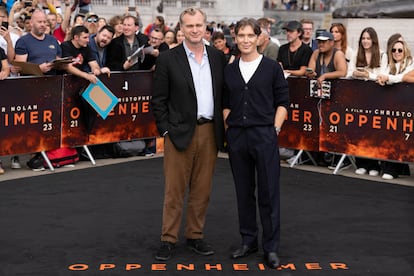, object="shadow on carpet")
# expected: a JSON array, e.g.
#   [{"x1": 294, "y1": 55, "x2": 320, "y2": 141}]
[{"x1": 0, "y1": 158, "x2": 413, "y2": 276}]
